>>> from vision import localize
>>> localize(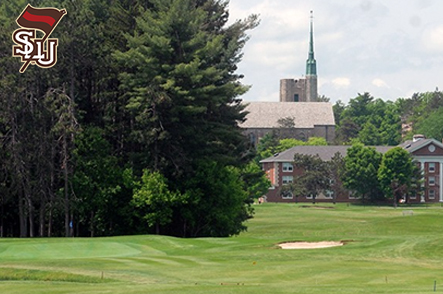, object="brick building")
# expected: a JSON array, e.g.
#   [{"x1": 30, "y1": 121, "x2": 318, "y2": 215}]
[
  {"x1": 400, "y1": 137, "x2": 443, "y2": 203},
  {"x1": 260, "y1": 137, "x2": 443, "y2": 204}
]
